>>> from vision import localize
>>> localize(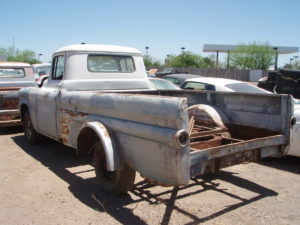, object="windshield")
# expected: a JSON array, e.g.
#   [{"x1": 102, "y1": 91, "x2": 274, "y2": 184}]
[
  {"x1": 225, "y1": 83, "x2": 270, "y2": 94},
  {"x1": 0, "y1": 68, "x2": 25, "y2": 78},
  {"x1": 150, "y1": 79, "x2": 181, "y2": 90},
  {"x1": 163, "y1": 77, "x2": 181, "y2": 85},
  {"x1": 88, "y1": 55, "x2": 135, "y2": 73}
]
